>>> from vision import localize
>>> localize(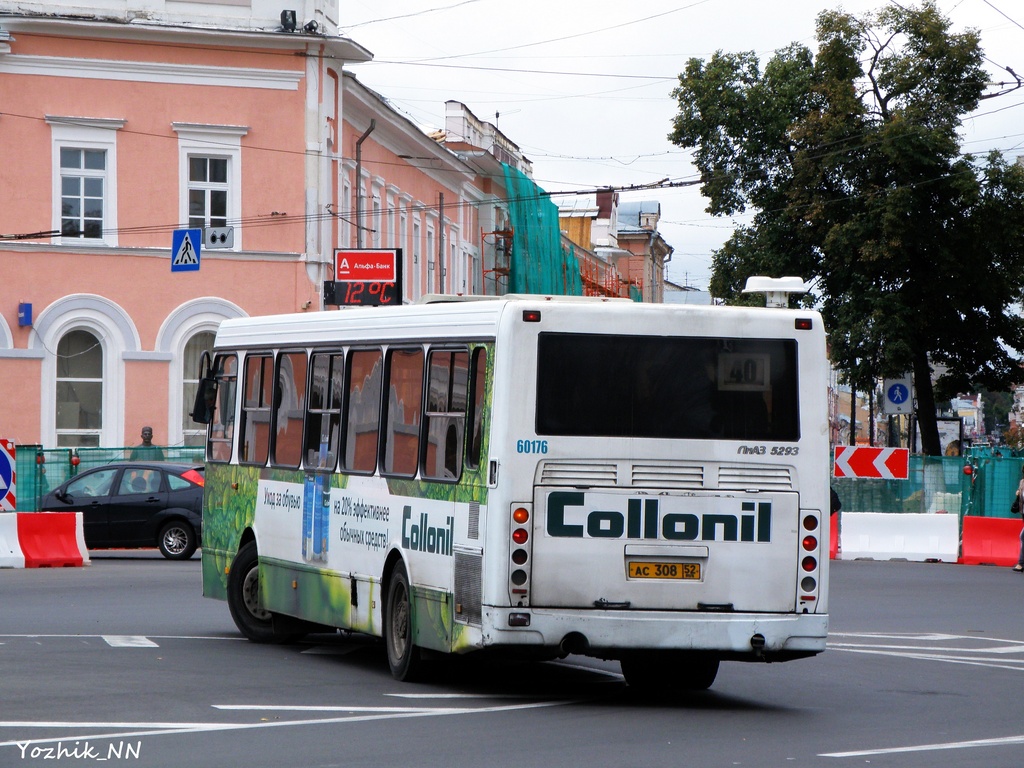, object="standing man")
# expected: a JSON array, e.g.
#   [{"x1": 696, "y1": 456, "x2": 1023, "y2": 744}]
[{"x1": 130, "y1": 426, "x2": 166, "y2": 461}]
